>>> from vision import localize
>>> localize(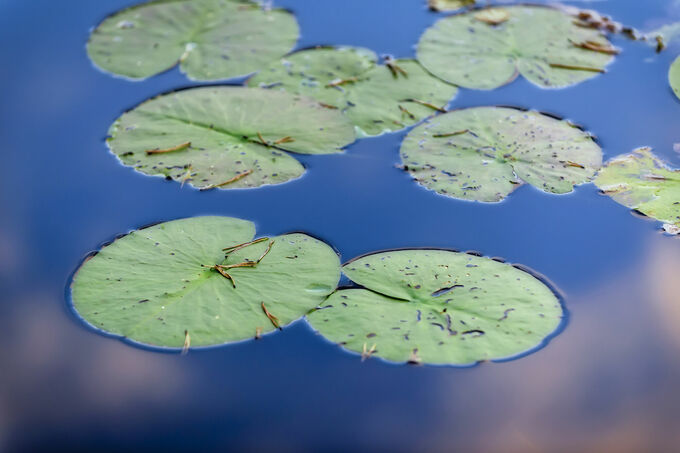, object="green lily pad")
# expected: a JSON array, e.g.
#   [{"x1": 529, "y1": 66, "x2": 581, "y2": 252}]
[
  {"x1": 595, "y1": 148, "x2": 680, "y2": 234},
  {"x1": 108, "y1": 86, "x2": 356, "y2": 190},
  {"x1": 248, "y1": 47, "x2": 458, "y2": 137},
  {"x1": 307, "y1": 250, "x2": 563, "y2": 365},
  {"x1": 70, "y1": 216, "x2": 341, "y2": 349},
  {"x1": 417, "y1": 5, "x2": 616, "y2": 90},
  {"x1": 400, "y1": 107, "x2": 602, "y2": 202},
  {"x1": 427, "y1": 0, "x2": 475, "y2": 12},
  {"x1": 87, "y1": 0, "x2": 299, "y2": 81},
  {"x1": 670, "y1": 56, "x2": 680, "y2": 100}
]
